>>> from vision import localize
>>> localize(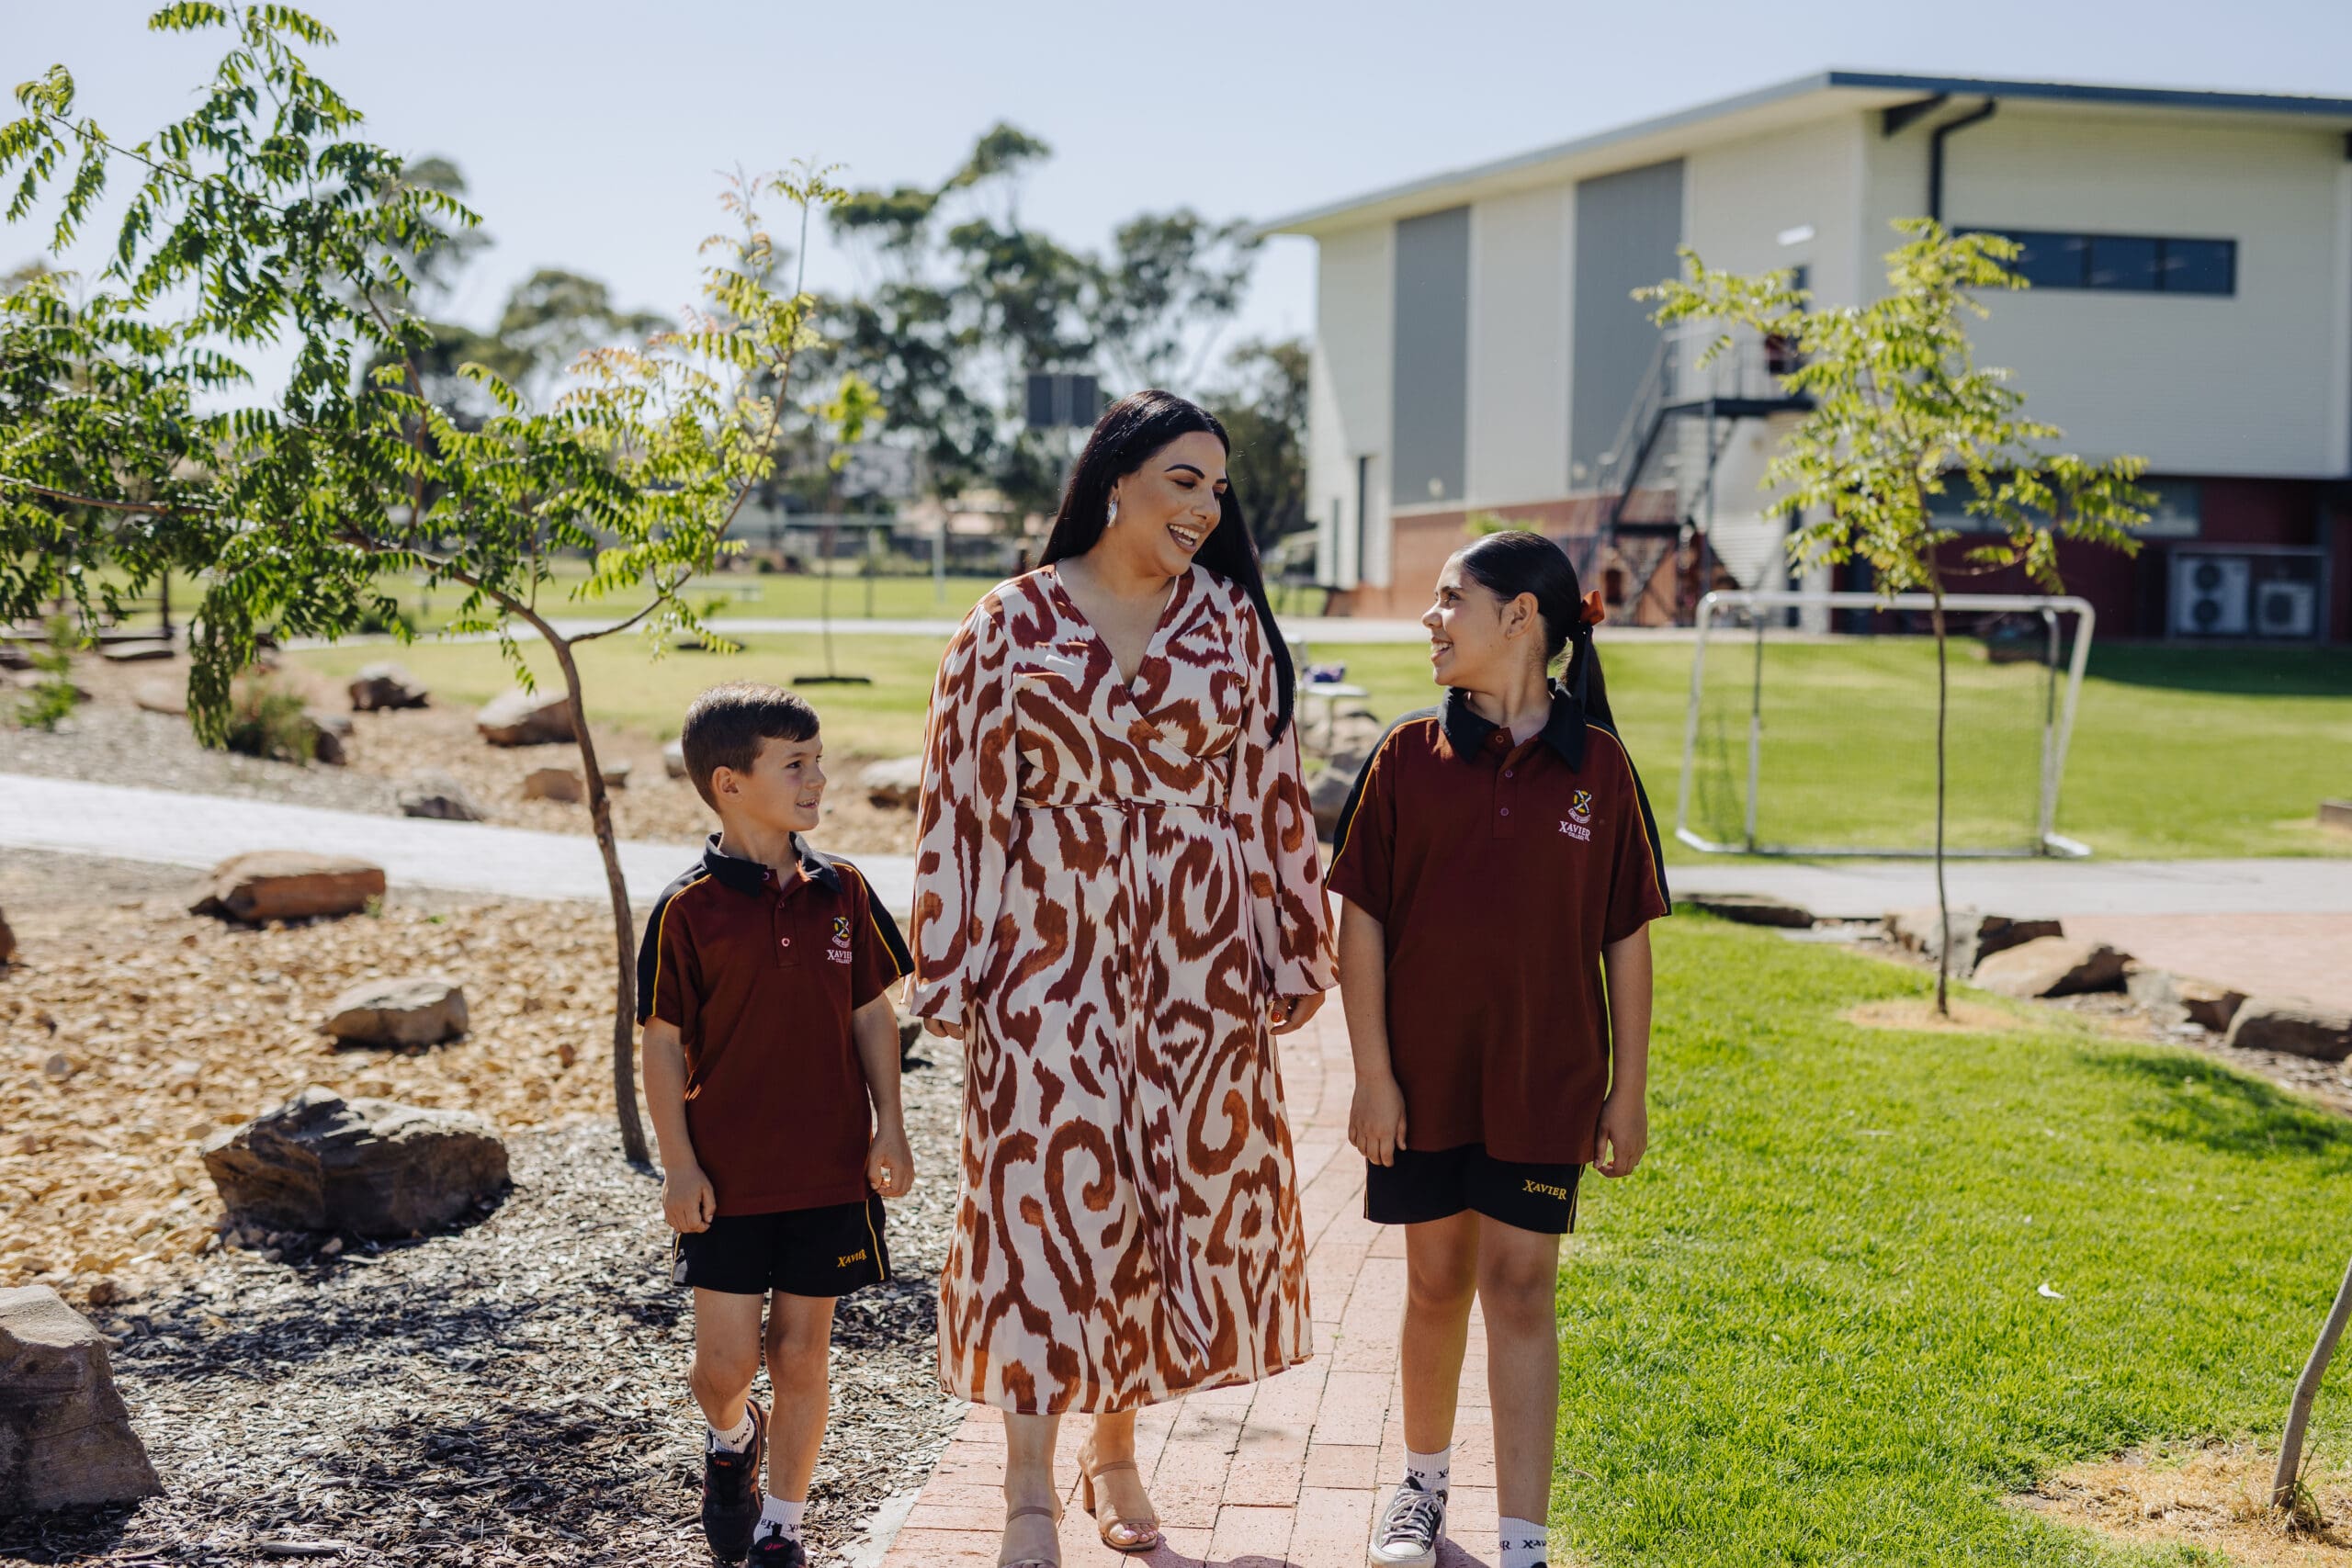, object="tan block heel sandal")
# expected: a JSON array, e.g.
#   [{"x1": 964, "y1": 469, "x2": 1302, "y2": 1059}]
[
  {"x1": 1078, "y1": 1441, "x2": 1162, "y2": 1554},
  {"x1": 997, "y1": 1501, "x2": 1062, "y2": 1568}
]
